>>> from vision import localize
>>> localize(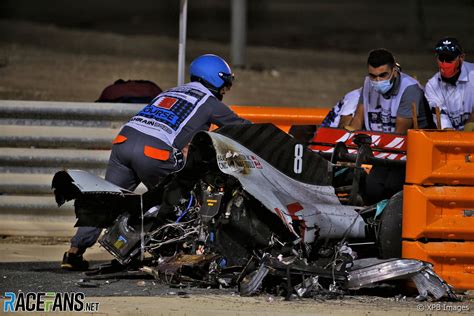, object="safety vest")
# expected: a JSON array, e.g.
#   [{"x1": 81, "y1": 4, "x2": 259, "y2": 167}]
[
  {"x1": 362, "y1": 72, "x2": 419, "y2": 132},
  {"x1": 125, "y1": 82, "x2": 214, "y2": 147}
]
